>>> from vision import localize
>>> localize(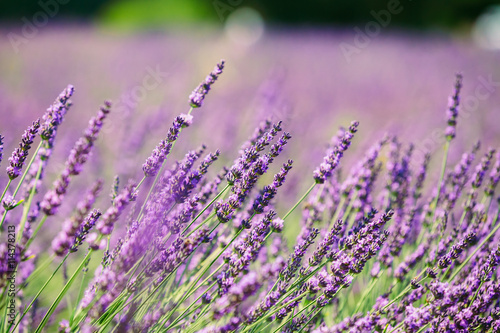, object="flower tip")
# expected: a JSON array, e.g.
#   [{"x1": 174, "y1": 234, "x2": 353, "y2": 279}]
[{"x1": 66, "y1": 84, "x2": 75, "y2": 95}]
